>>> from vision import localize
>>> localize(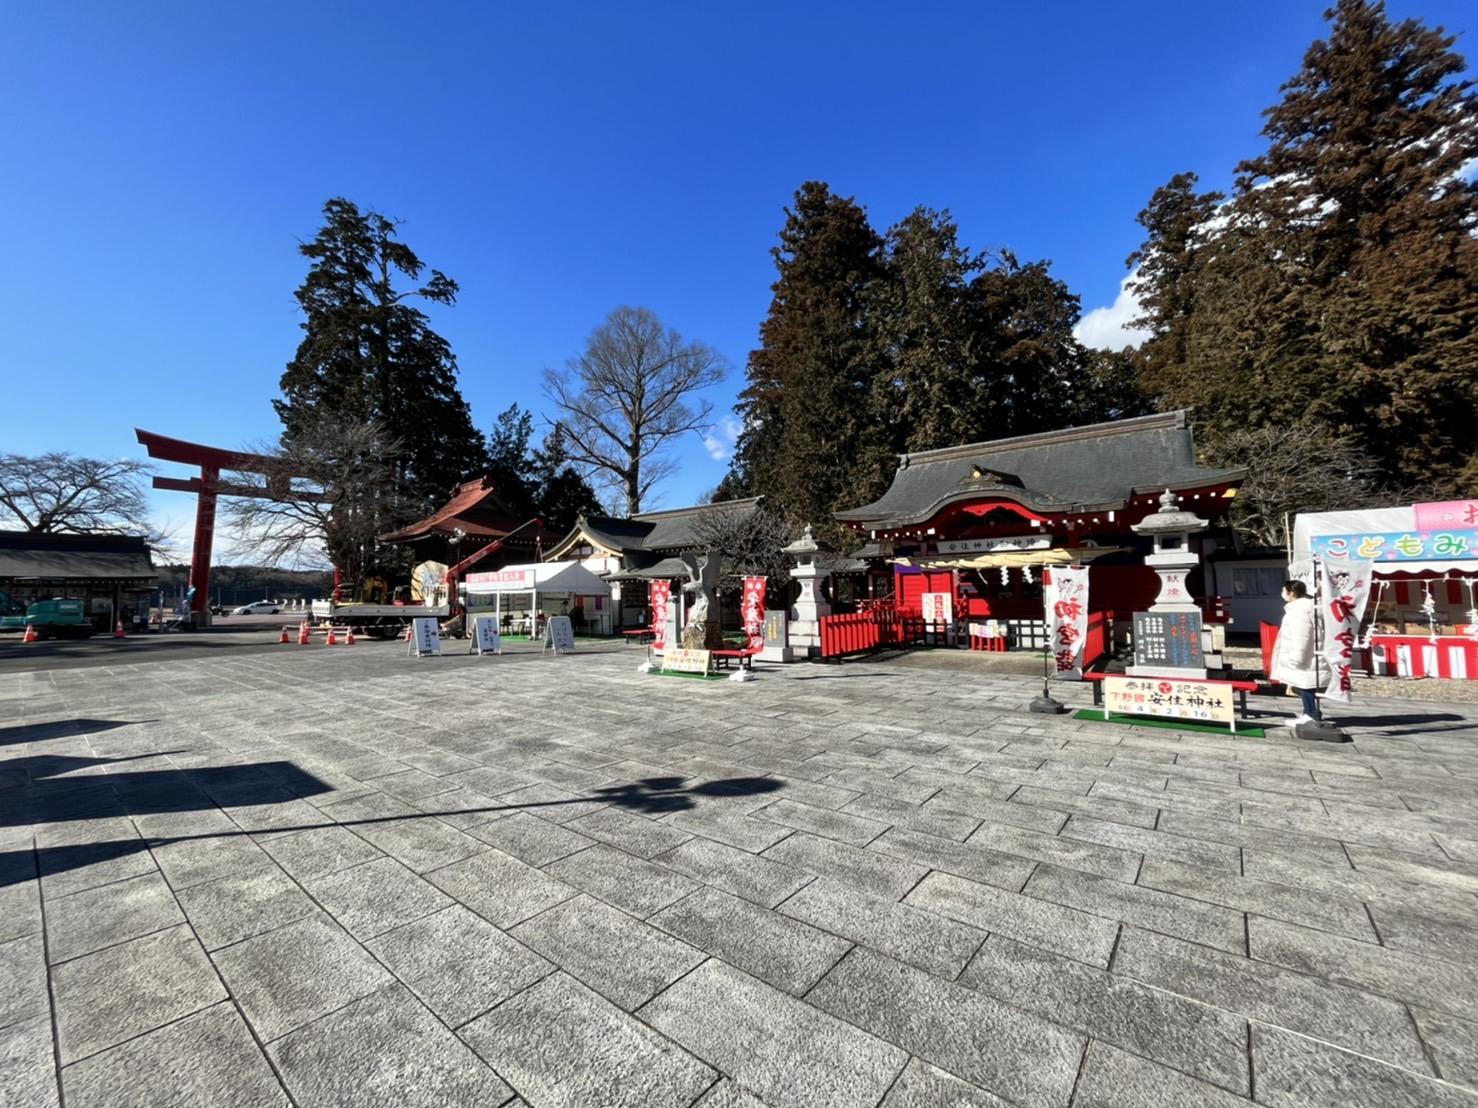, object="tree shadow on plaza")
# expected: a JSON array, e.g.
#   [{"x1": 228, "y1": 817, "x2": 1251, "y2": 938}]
[{"x1": 0, "y1": 765, "x2": 783, "y2": 887}]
